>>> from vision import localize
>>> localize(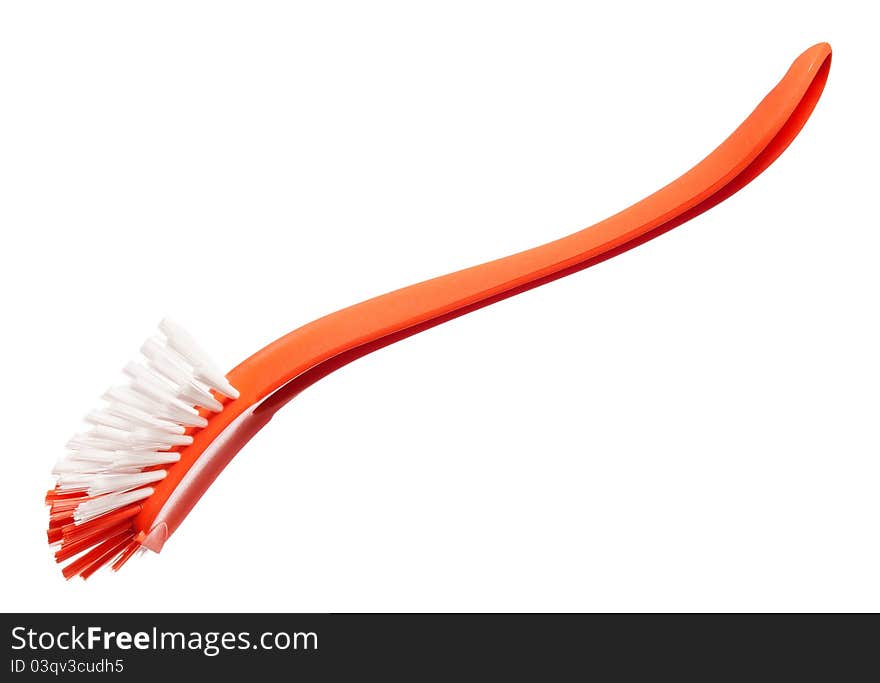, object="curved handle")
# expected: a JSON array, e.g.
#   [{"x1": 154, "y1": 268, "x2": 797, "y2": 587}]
[
  {"x1": 239, "y1": 43, "x2": 831, "y2": 404},
  {"x1": 135, "y1": 43, "x2": 831, "y2": 549}
]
